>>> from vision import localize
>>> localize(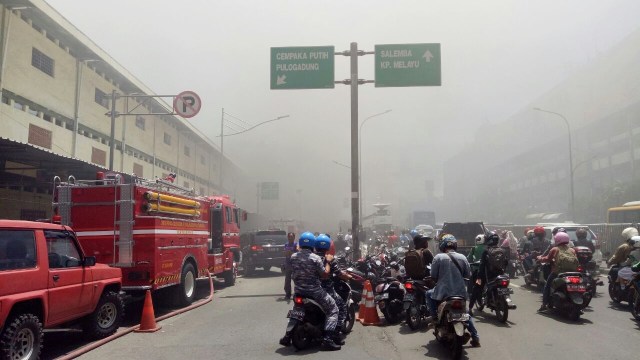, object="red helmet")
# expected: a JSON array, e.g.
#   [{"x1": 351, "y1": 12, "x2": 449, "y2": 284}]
[{"x1": 533, "y1": 226, "x2": 545, "y2": 235}]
